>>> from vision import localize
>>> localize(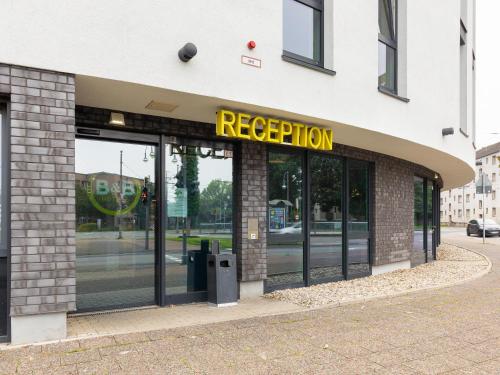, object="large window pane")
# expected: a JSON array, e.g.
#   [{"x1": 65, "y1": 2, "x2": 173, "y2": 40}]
[
  {"x1": 268, "y1": 151, "x2": 304, "y2": 288},
  {"x1": 165, "y1": 144, "x2": 233, "y2": 296},
  {"x1": 75, "y1": 139, "x2": 156, "y2": 311},
  {"x1": 0, "y1": 107, "x2": 6, "y2": 336},
  {"x1": 412, "y1": 176, "x2": 425, "y2": 266},
  {"x1": 378, "y1": 42, "x2": 396, "y2": 91},
  {"x1": 283, "y1": 0, "x2": 321, "y2": 62},
  {"x1": 347, "y1": 160, "x2": 370, "y2": 277},
  {"x1": 0, "y1": 109, "x2": 3, "y2": 251},
  {"x1": 310, "y1": 155, "x2": 343, "y2": 282}
]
